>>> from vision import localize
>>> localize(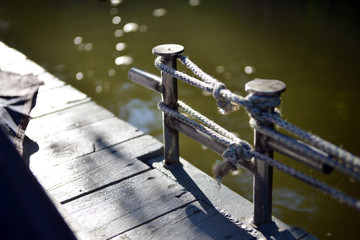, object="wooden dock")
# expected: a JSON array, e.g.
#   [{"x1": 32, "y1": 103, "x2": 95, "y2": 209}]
[{"x1": 0, "y1": 41, "x2": 317, "y2": 239}]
